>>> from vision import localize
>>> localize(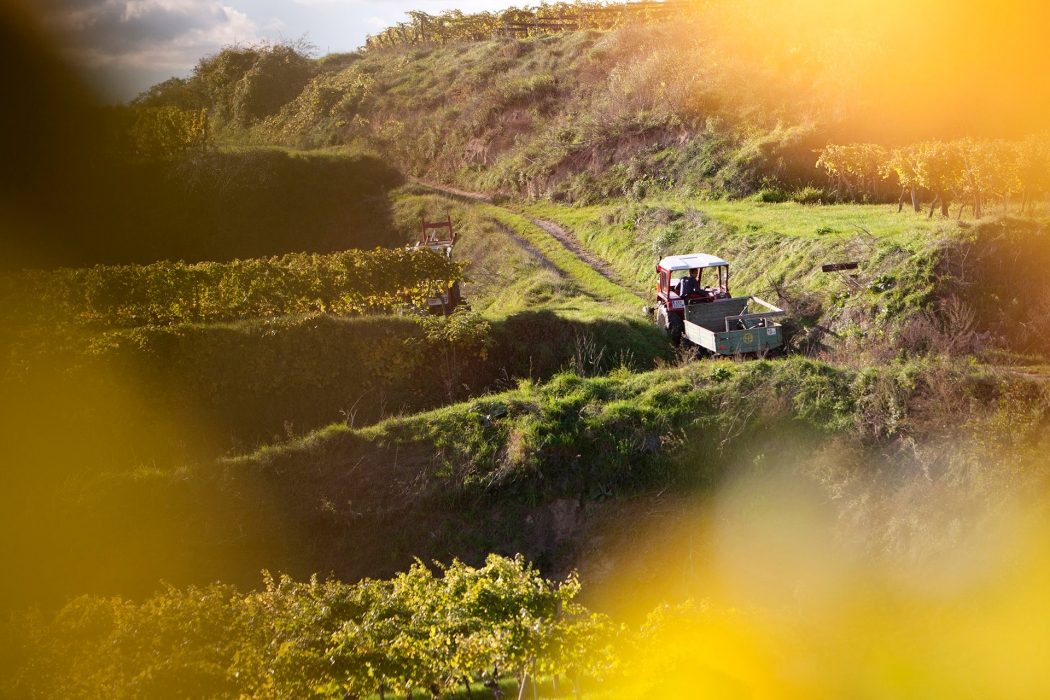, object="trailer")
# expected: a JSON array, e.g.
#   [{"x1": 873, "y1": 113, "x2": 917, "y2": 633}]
[{"x1": 653, "y1": 253, "x2": 786, "y2": 357}]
